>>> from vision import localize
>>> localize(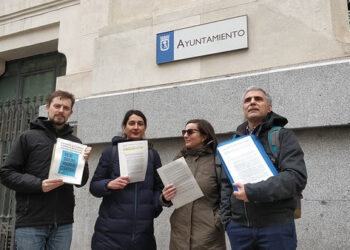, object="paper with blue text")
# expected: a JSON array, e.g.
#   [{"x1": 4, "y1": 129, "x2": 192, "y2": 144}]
[{"x1": 49, "y1": 138, "x2": 87, "y2": 185}]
